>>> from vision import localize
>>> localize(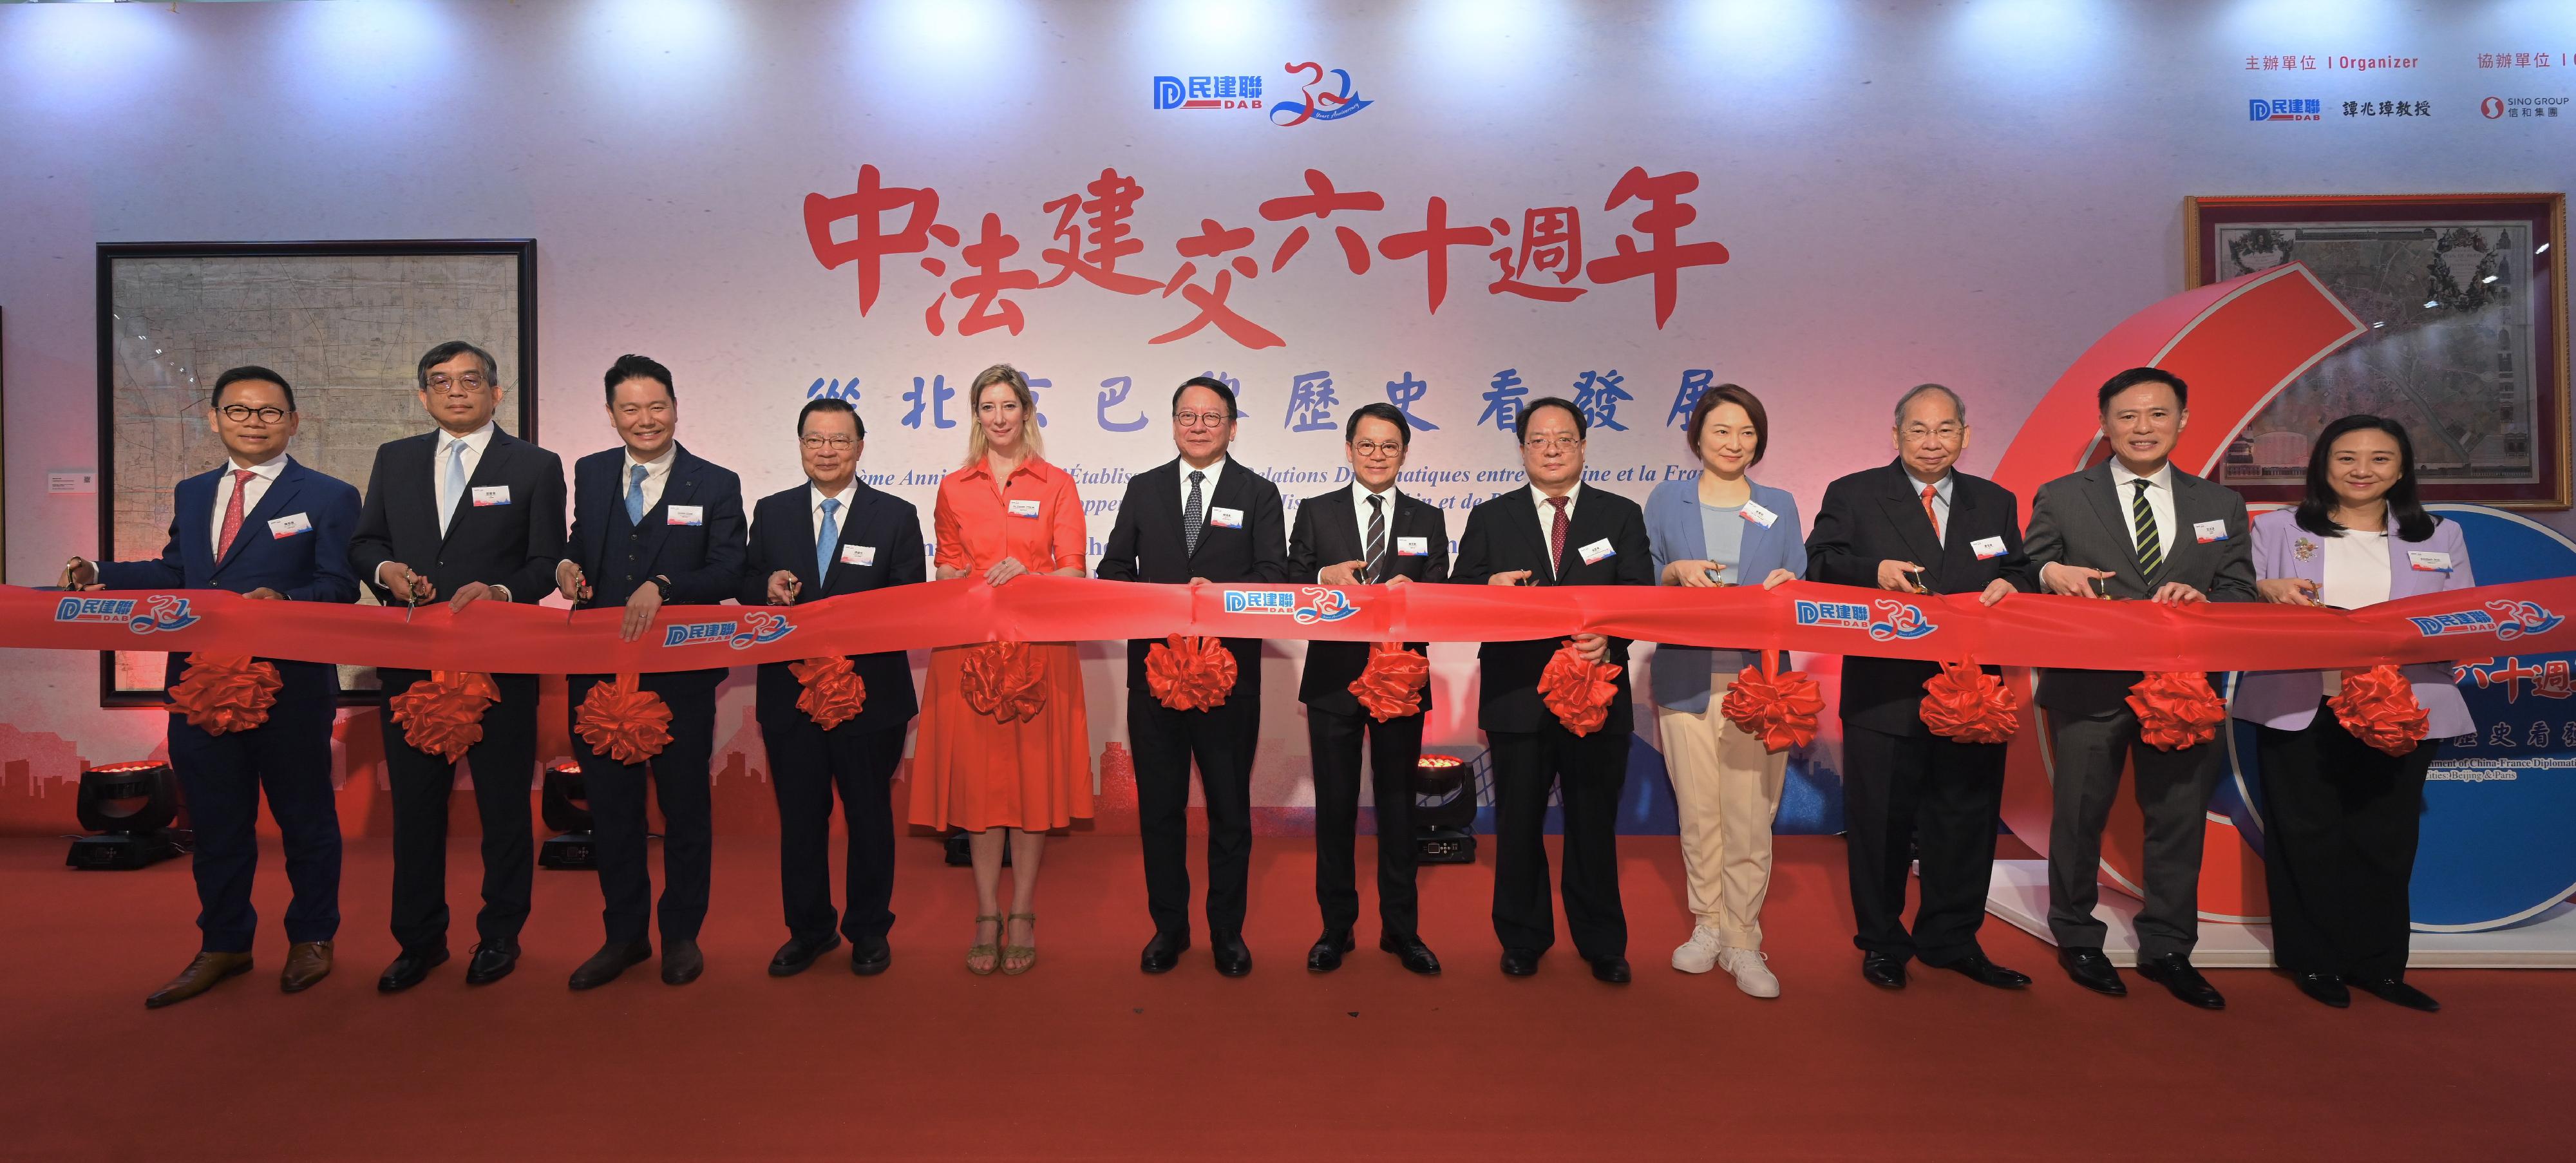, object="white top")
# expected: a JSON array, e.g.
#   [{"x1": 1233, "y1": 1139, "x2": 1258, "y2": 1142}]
[
  {"x1": 2108, "y1": 460, "x2": 2176, "y2": 558},
  {"x1": 433, "y1": 422, "x2": 498, "y2": 536},
  {"x1": 1904, "y1": 469, "x2": 1954, "y2": 546},
  {"x1": 209, "y1": 455, "x2": 288, "y2": 554},
  {"x1": 623, "y1": 445, "x2": 676, "y2": 514},
  {"x1": 1350, "y1": 481, "x2": 1401, "y2": 580},
  {"x1": 2319, "y1": 529, "x2": 2394, "y2": 696},
  {"x1": 1180, "y1": 456, "x2": 1226, "y2": 516},
  {"x1": 1529, "y1": 482, "x2": 1583, "y2": 573},
  {"x1": 809, "y1": 479, "x2": 855, "y2": 544}
]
